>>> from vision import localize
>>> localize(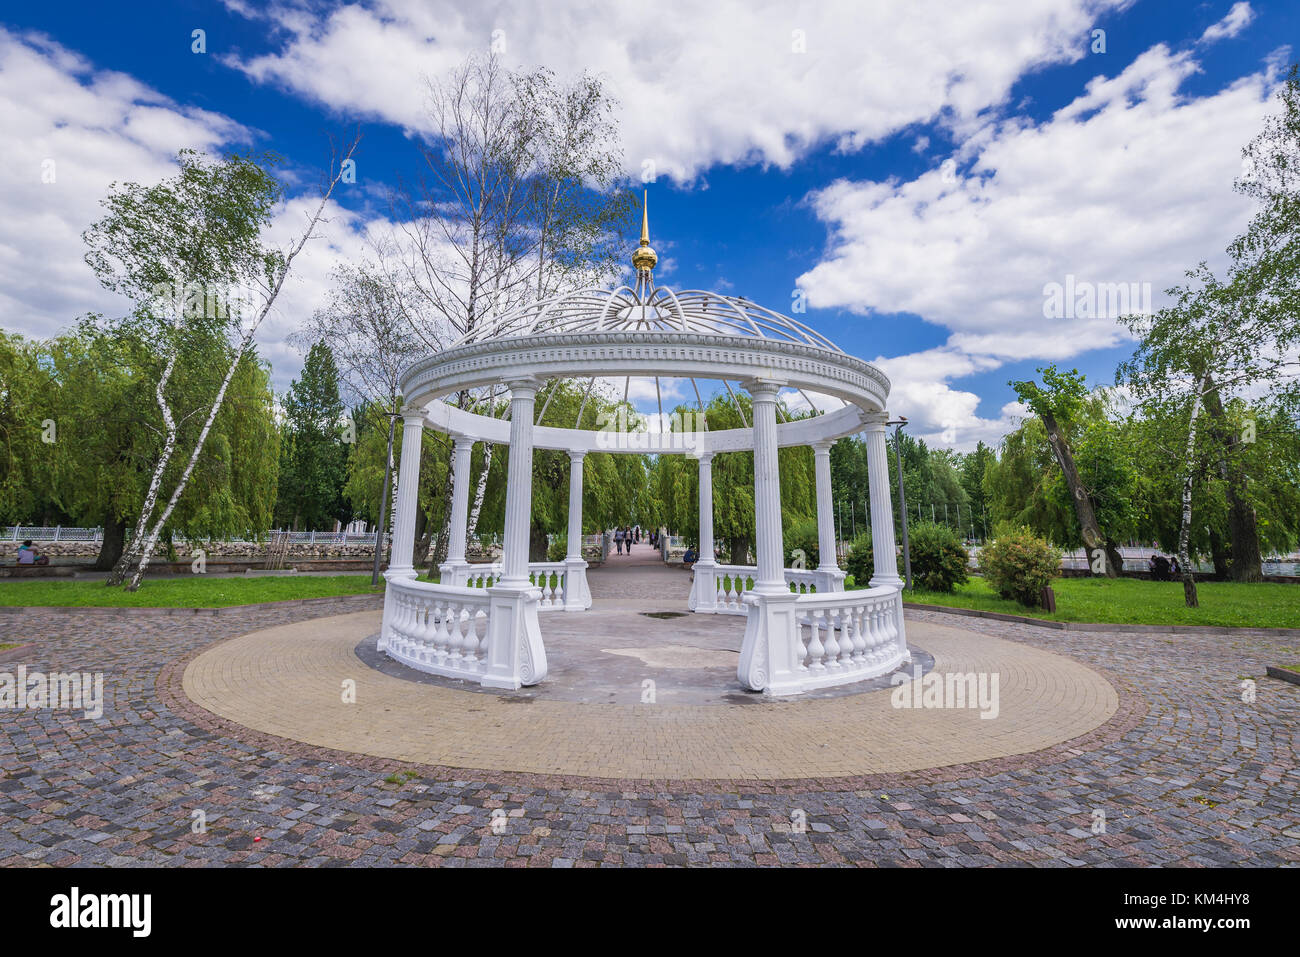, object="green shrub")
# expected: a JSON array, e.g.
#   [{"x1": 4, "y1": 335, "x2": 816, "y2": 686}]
[
  {"x1": 547, "y1": 534, "x2": 567, "y2": 563},
  {"x1": 908, "y1": 521, "x2": 970, "y2": 592},
  {"x1": 784, "y1": 517, "x2": 821, "y2": 569},
  {"x1": 978, "y1": 525, "x2": 1061, "y2": 606},
  {"x1": 844, "y1": 533, "x2": 872, "y2": 584}
]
